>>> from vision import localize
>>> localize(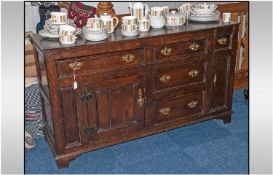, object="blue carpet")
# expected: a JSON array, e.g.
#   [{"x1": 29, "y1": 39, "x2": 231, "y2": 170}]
[{"x1": 25, "y1": 89, "x2": 248, "y2": 174}]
